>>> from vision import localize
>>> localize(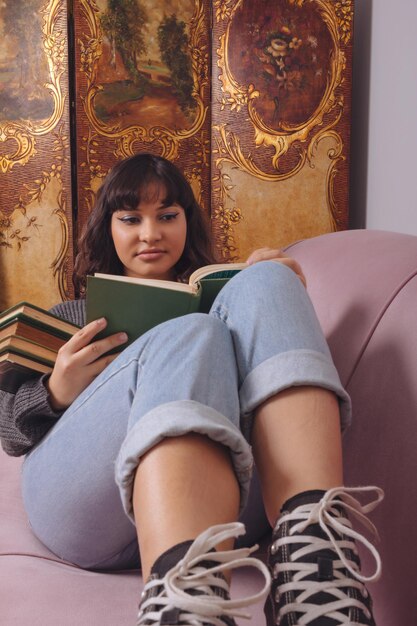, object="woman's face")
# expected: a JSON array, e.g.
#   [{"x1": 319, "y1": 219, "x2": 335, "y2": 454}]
[{"x1": 110, "y1": 186, "x2": 187, "y2": 281}]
